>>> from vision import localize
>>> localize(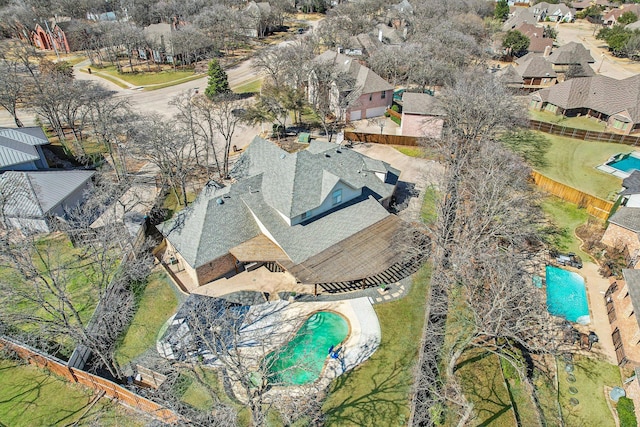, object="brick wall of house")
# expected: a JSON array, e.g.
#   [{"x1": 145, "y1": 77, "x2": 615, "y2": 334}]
[
  {"x1": 602, "y1": 223, "x2": 640, "y2": 267},
  {"x1": 196, "y1": 253, "x2": 237, "y2": 285},
  {"x1": 608, "y1": 280, "x2": 640, "y2": 367}
]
